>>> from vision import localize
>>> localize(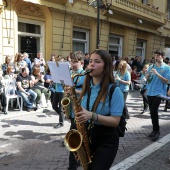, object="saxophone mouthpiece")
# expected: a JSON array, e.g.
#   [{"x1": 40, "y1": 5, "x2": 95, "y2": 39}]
[{"x1": 85, "y1": 69, "x2": 92, "y2": 75}]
